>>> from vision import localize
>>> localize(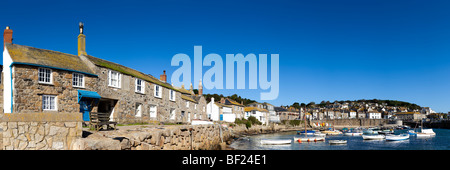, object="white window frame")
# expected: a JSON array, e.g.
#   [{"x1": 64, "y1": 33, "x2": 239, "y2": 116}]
[
  {"x1": 186, "y1": 101, "x2": 189, "y2": 108},
  {"x1": 154, "y1": 85, "x2": 162, "y2": 98},
  {"x1": 42, "y1": 95, "x2": 57, "y2": 111},
  {"x1": 149, "y1": 105, "x2": 157, "y2": 118},
  {"x1": 135, "y1": 78, "x2": 145, "y2": 94},
  {"x1": 38, "y1": 67, "x2": 53, "y2": 84},
  {"x1": 72, "y1": 73, "x2": 85, "y2": 88},
  {"x1": 135, "y1": 103, "x2": 142, "y2": 117},
  {"x1": 108, "y1": 70, "x2": 121, "y2": 88},
  {"x1": 169, "y1": 90, "x2": 176, "y2": 101}
]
